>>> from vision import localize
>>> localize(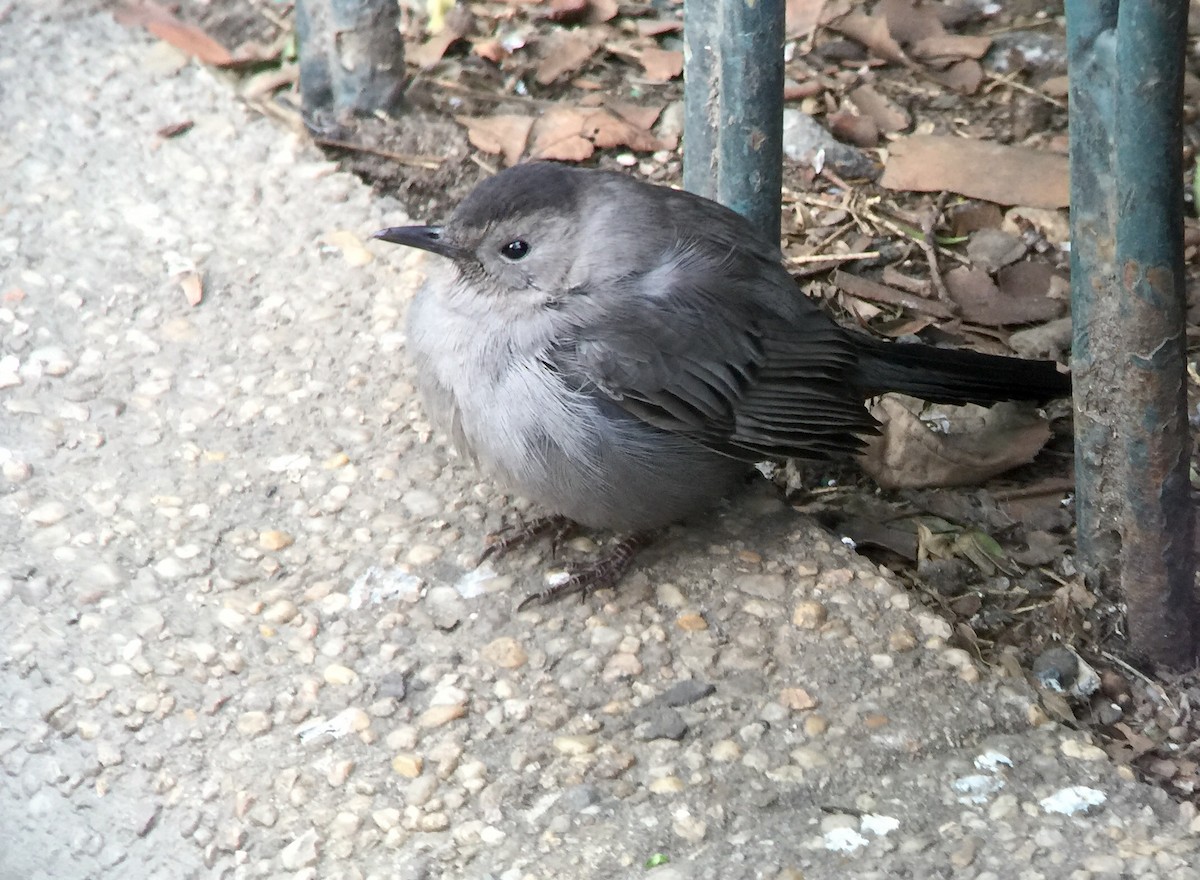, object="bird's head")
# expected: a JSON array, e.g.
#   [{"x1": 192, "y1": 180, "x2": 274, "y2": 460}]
[{"x1": 374, "y1": 163, "x2": 586, "y2": 301}]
